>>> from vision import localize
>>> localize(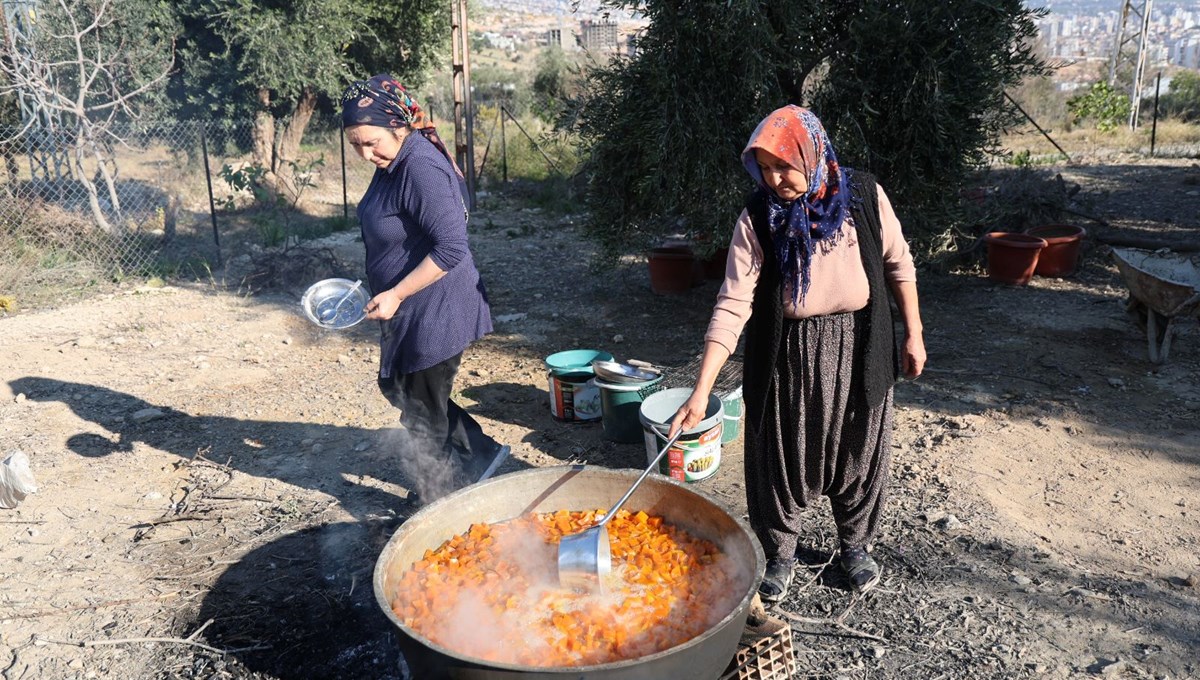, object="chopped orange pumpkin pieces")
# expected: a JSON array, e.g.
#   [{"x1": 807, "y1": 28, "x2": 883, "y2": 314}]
[{"x1": 391, "y1": 509, "x2": 738, "y2": 667}]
